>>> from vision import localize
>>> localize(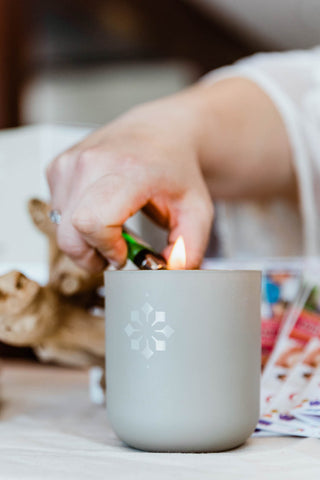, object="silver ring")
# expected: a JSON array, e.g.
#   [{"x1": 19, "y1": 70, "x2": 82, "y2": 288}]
[{"x1": 49, "y1": 209, "x2": 62, "y2": 225}]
